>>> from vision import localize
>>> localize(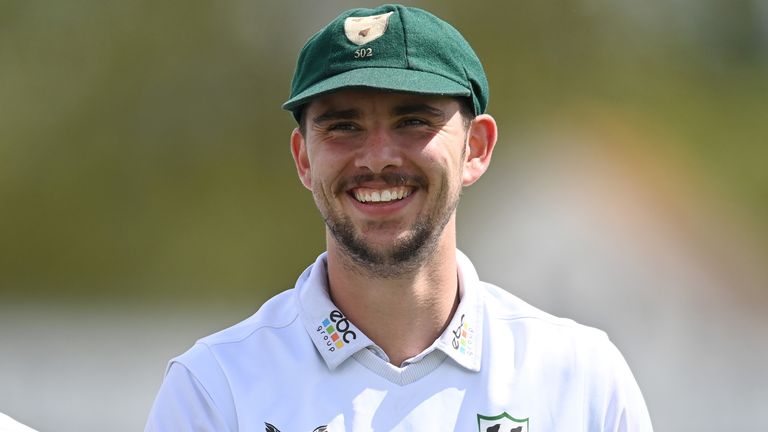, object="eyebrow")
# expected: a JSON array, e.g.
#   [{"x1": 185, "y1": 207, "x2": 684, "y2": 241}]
[
  {"x1": 311, "y1": 103, "x2": 447, "y2": 124},
  {"x1": 312, "y1": 109, "x2": 360, "y2": 124},
  {"x1": 392, "y1": 103, "x2": 446, "y2": 118}
]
